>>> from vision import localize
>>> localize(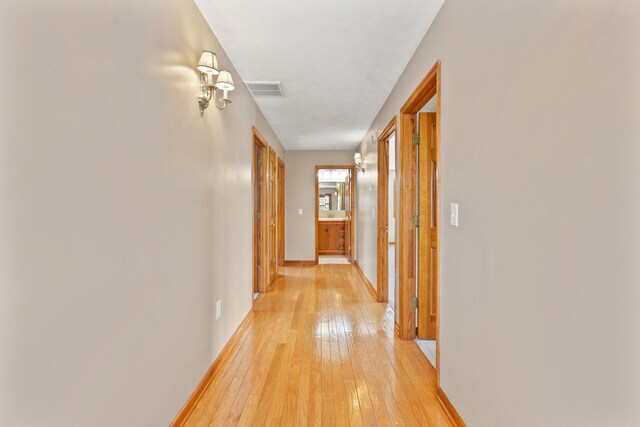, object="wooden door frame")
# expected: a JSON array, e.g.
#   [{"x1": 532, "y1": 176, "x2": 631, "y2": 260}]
[
  {"x1": 396, "y1": 60, "x2": 441, "y2": 385},
  {"x1": 277, "y1": 157, "x2": 285, "y2": 269},
  {"x1": 314, "y1": 165, "x2": 356, "y2": 264},
  {"x1": 267, "y1": 147, "x2": 277, "y2": 286},
  {"x1": 252, "y1": 127, "x2": 270, "y2": 294},
  {"x1": 376, "y1": 117, "x2": 397, "y2": 303}
]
